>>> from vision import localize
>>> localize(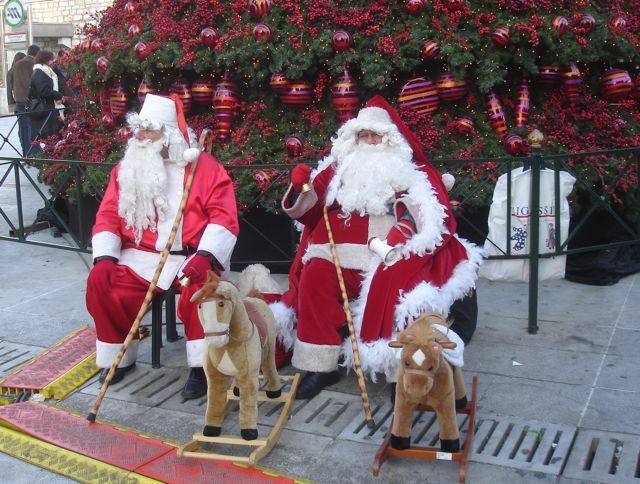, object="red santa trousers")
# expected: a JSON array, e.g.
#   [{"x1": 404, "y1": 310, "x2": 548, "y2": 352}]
[
  {"x1": 86, "y1": 263, "x2": 205, "y2": 368},
  {"x1": 293, "y1": 258, "x2": 362, "y2": 372}
]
